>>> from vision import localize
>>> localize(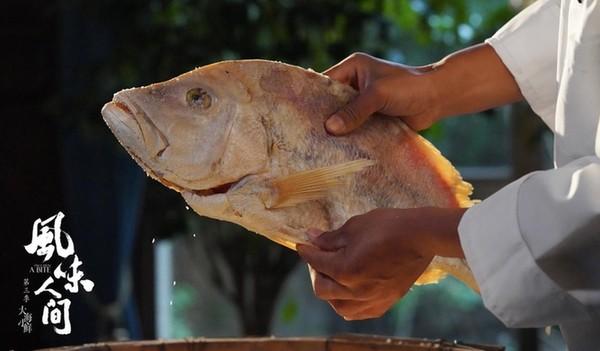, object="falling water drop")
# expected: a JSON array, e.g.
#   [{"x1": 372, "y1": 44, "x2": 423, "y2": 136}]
[
  {"x1": 151, "y1": 238, "x2": 156, "y2": 244},
  {"x1": 173, "y1": 280, "x2": 176, "y2": 286},
  {"x1": 192, "y1": 233, "x2": 196, "y2": 238},
  {"x1": 185, "y1": 206, "x2": 190, "y2": 210}
]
